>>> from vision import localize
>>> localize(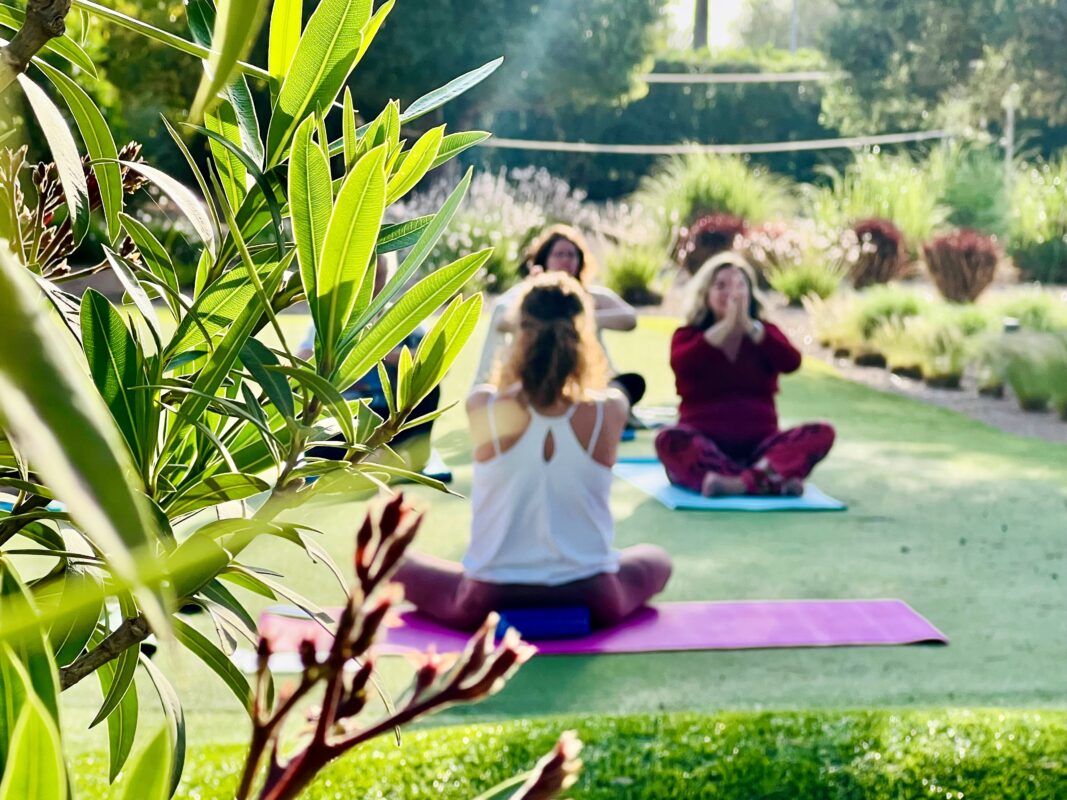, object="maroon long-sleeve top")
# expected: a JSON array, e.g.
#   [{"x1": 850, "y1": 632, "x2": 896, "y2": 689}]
[{"x1": 670, "y1": 322, "x2": 802, "y2": 459}]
